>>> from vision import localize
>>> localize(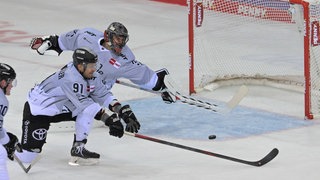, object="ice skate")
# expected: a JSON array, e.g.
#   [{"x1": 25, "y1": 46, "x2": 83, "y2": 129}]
[{"x1": 69, "y1": 139, "x2": 100, "y2": 166}]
